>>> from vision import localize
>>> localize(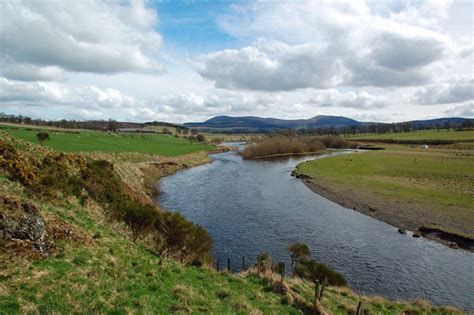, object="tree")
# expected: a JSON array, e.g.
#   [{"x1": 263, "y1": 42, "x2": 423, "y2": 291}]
[
  {"x1": 191, "y1": 129, "x2": 198, "y2": 135},
  {"x1": 36, "y1": 132, "x2": 50, "y2": 145},
  {"x1": 287, "y1": 243, "x2": 310, "y2": 272},
  {"x1": 162, "y1": 127, "x2": 172, "y2": 134},
  {"x1": 107, "y1": 119, "x2": 119, "y2": 132},
  {"x1": 196, "y1": 134, "x2": 206, "y2": 142}
]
